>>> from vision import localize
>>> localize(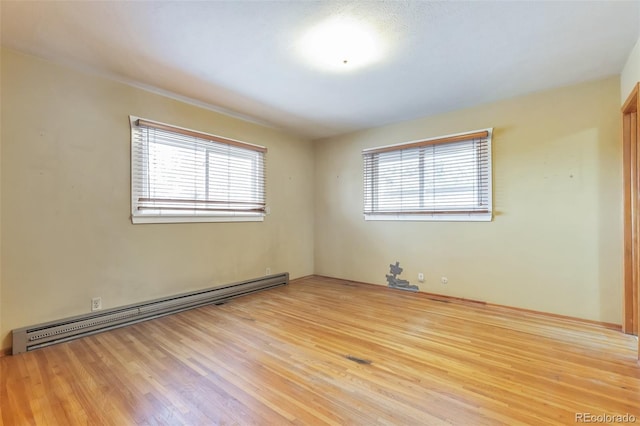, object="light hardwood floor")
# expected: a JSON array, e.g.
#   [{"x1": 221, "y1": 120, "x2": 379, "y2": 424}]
[{"x1": 2, "y1": 276, "x2": 639, "y2": 425}]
